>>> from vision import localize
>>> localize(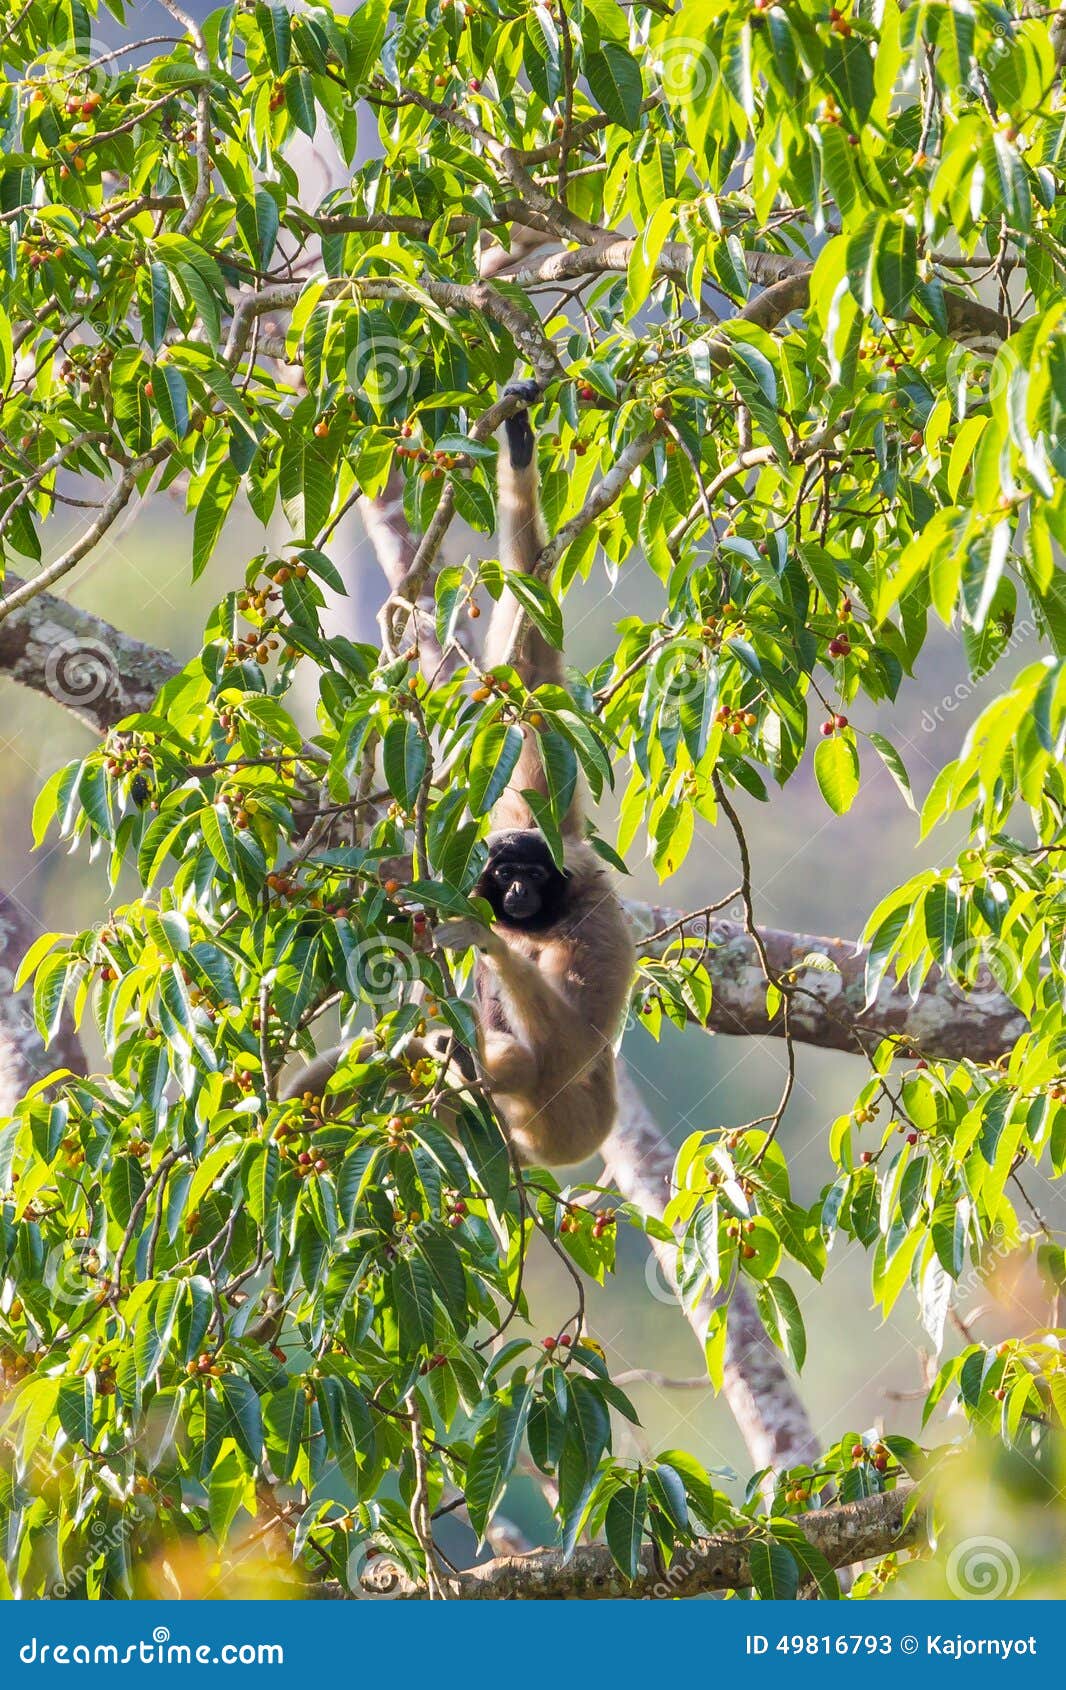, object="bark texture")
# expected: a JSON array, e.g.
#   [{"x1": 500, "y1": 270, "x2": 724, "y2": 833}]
[
  {"x1": 358, "y1": 1485, "x2": 923, "y2": 1600},
  {"x1": 633, "y1": 905, "x2": 1027, "y2": 1063},
  {"x1": 0, "y1": 573, "x2": 180, "y2": 733}
]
